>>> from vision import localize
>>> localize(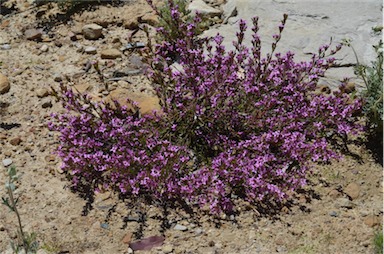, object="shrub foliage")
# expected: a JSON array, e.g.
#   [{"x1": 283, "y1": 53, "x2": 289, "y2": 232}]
[{"x1": 49, "y1": 1, "x2": 363, "y2": 214}]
